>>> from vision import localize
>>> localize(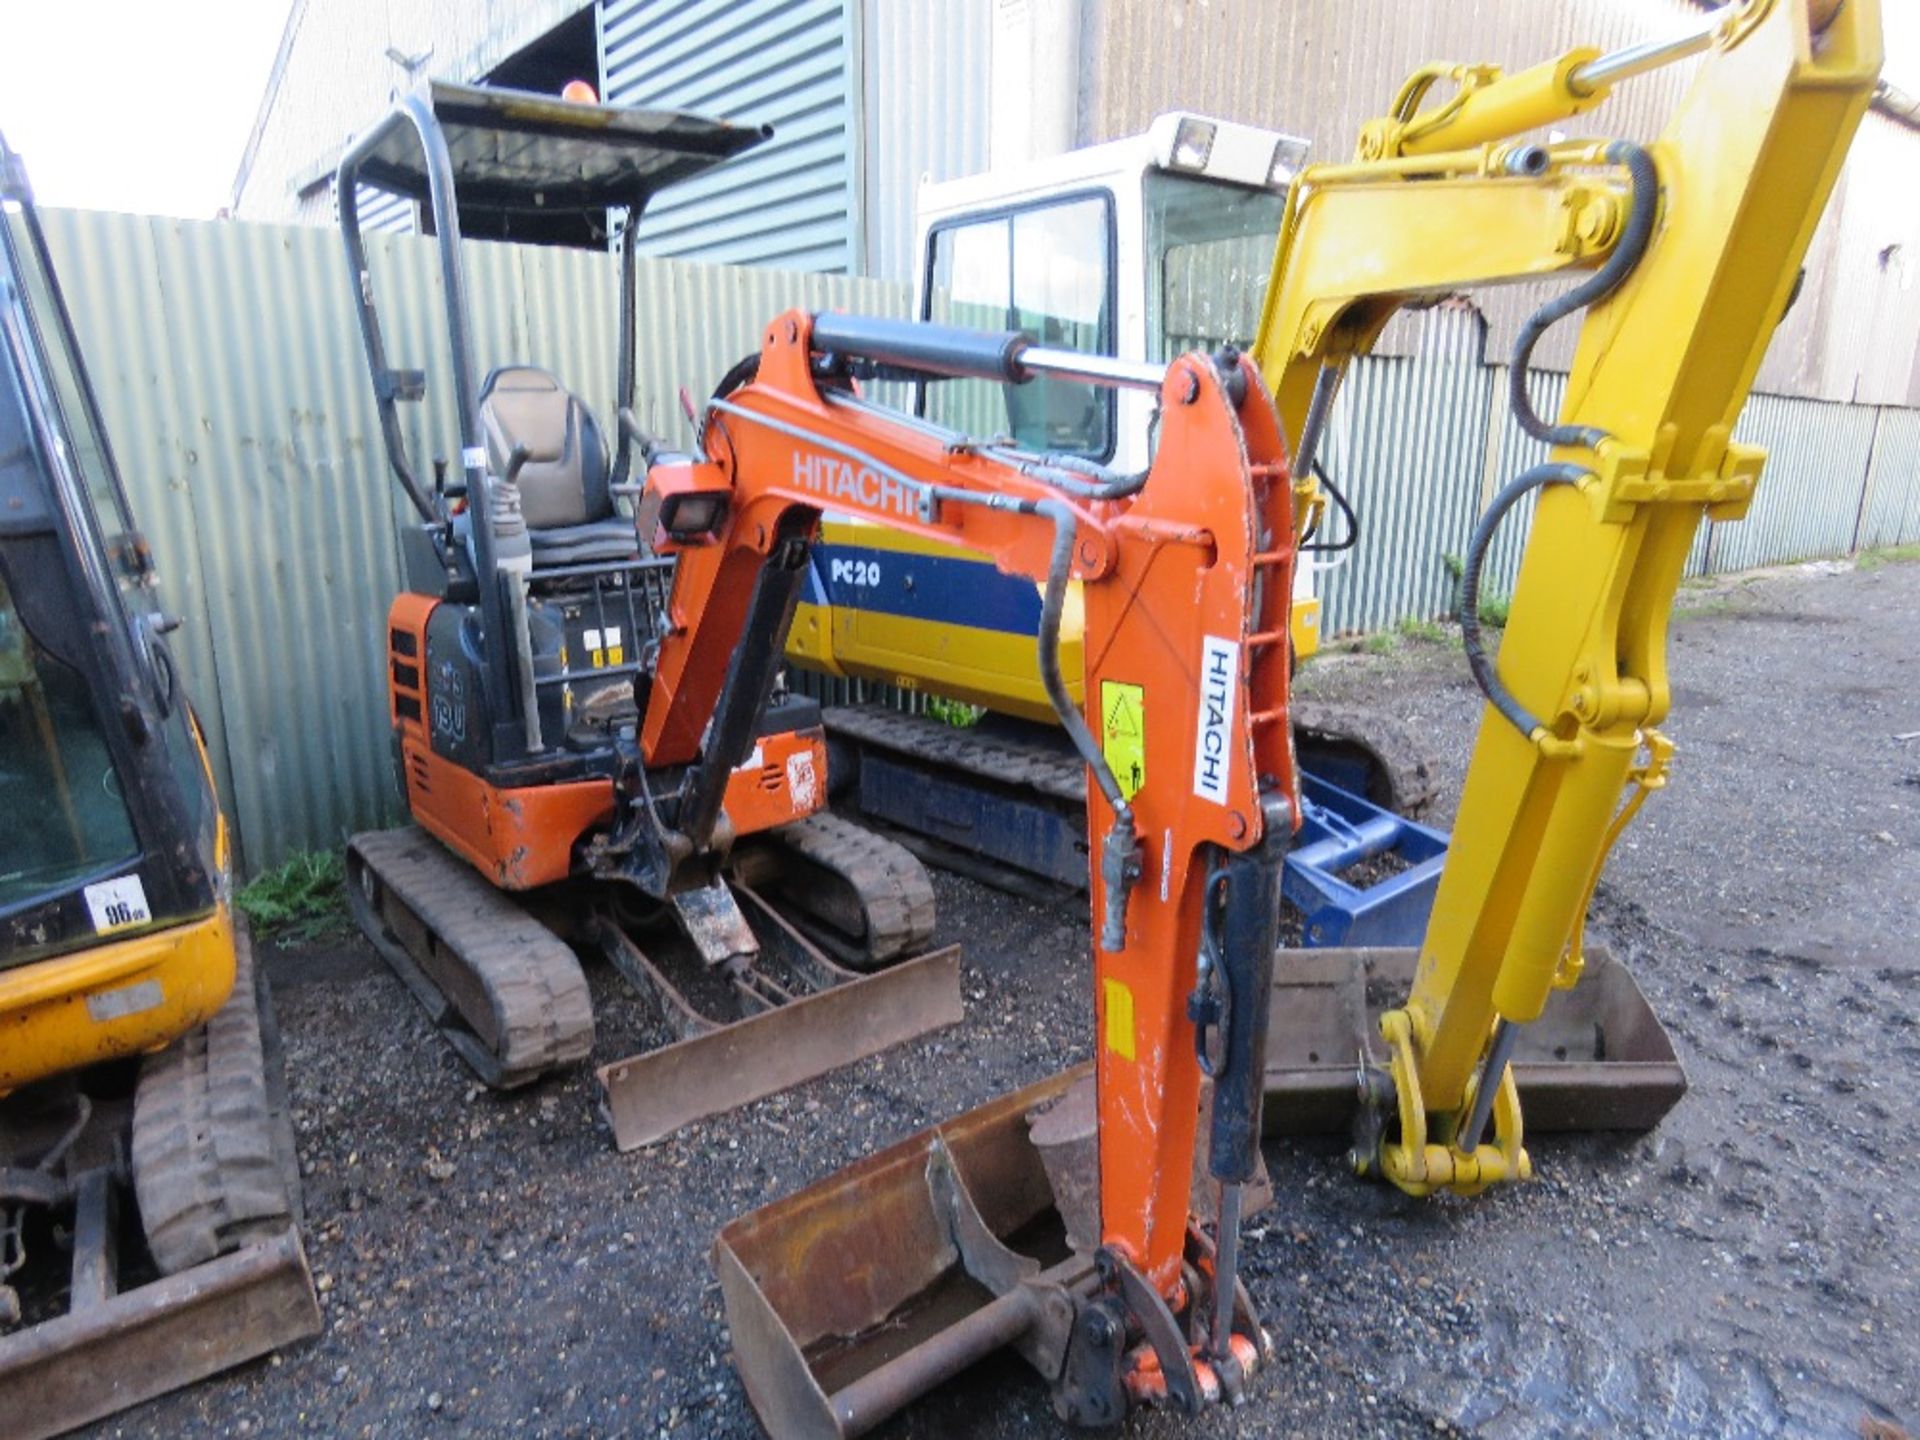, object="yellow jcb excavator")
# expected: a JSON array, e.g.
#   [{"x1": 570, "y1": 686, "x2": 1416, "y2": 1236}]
[{"x1": 0, "y1": 135, "x2": 318, "y2": 1439}]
